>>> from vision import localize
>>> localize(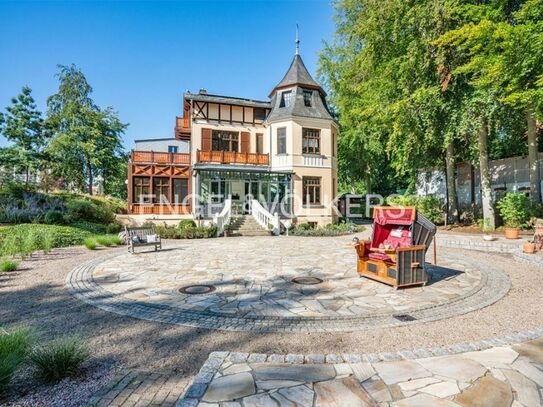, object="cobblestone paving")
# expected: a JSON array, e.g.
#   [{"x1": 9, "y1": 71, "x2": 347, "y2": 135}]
[
  {"x1": 177, "y1": 335, "x2": 543, "y2": 407},
  {"x1": 67, "y1": 236, "x2": 510, "y2": 332},
  {"x1": 88, "y1": 370, "x2": 190, "y2": 407}
]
